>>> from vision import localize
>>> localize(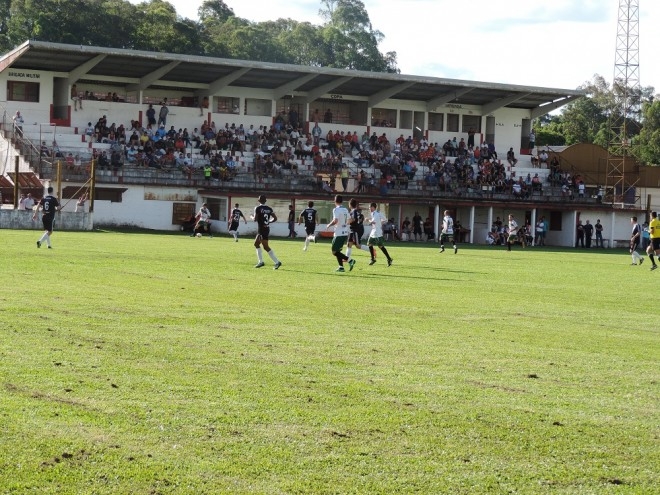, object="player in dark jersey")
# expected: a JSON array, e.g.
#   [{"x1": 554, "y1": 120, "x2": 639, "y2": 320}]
[
  {"x1": 345, "y1": 198, "x2": 370, "y2": 262},
  {"x1": 32, "y1": 186, "x2": 60, "y2": 249},
  {"x1": 228, "y1": 203, "x2": 247, "y2": 242},
  {"x1": 251, "y1": 194, "x2": 282, "y2": 269},
  {"x1": 298, "y1": 200, "x2": 318, "y2": 251}
]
